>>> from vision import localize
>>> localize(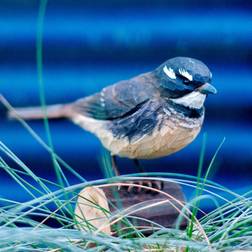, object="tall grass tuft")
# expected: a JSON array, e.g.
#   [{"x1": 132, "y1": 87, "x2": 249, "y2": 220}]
[{"x1": 0, "y1": 126, "x2": 251, "y2": 251}]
